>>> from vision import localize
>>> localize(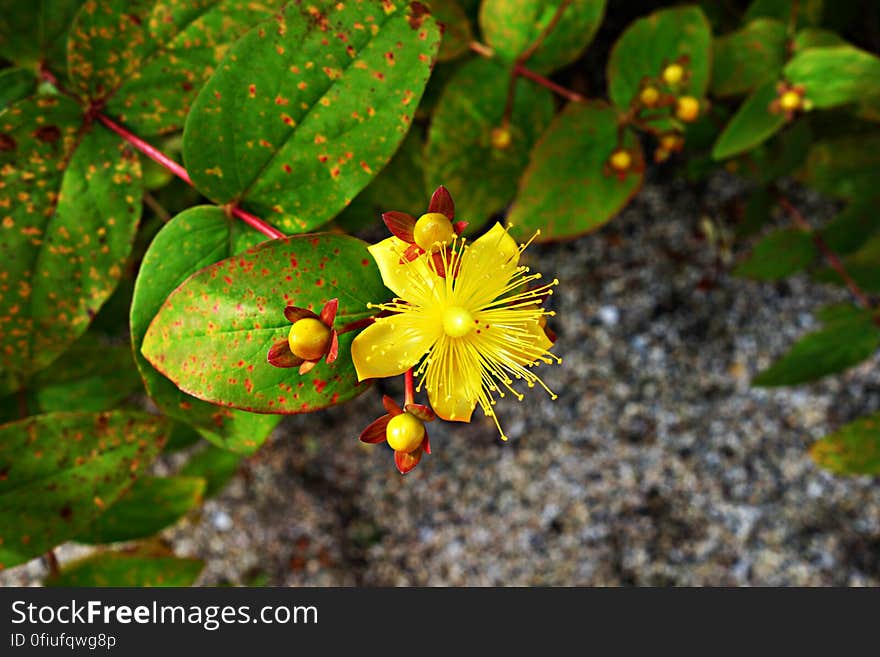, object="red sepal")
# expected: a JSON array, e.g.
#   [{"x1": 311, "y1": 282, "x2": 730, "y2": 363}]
[
  {"x1": 543, "y1": 325, "x2": 558, "y2": 344},
  {"x1": 453, "y1": 221, "x2": 468, "y2": 235},
  {"x1": 428, "y1": 186, "x2": 454, "y2": 219},
  {"x1": 421, "y1": 432, "x2": 431, "y2": 455},
  {"x1": 394, "y1": 447, "x2": 423, "y2": 474},
  {"x1": 319, "y1": 298, "x2": 338, "y2": 326},
  {"x1": 382, "y1": 395, "x2": 403, "y2": 416},
  {"x1": 404, "y1": 403, "x2": 435, "y2": 422},
  {"x1": 325, "y1": 330, "x2": 339, "y2": 364},
  {"x1": 284, "y1": 305, "x2": 318, "y2": 324},
  {"x1": 267, "y1": 338, "x2": 304, "y2": 368},
  {"x1": 382, "y1": 211, "x2": 416, "y2": 242},
  {"x1": 401, "y1": 243, "x2": 422, "y2": 263},
  {"x1": 359, "y1": 415, "x2": 391, "y2": 444},
  {"x1": 299, "y1": 360, "x2": 317, "y2": 375}
]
